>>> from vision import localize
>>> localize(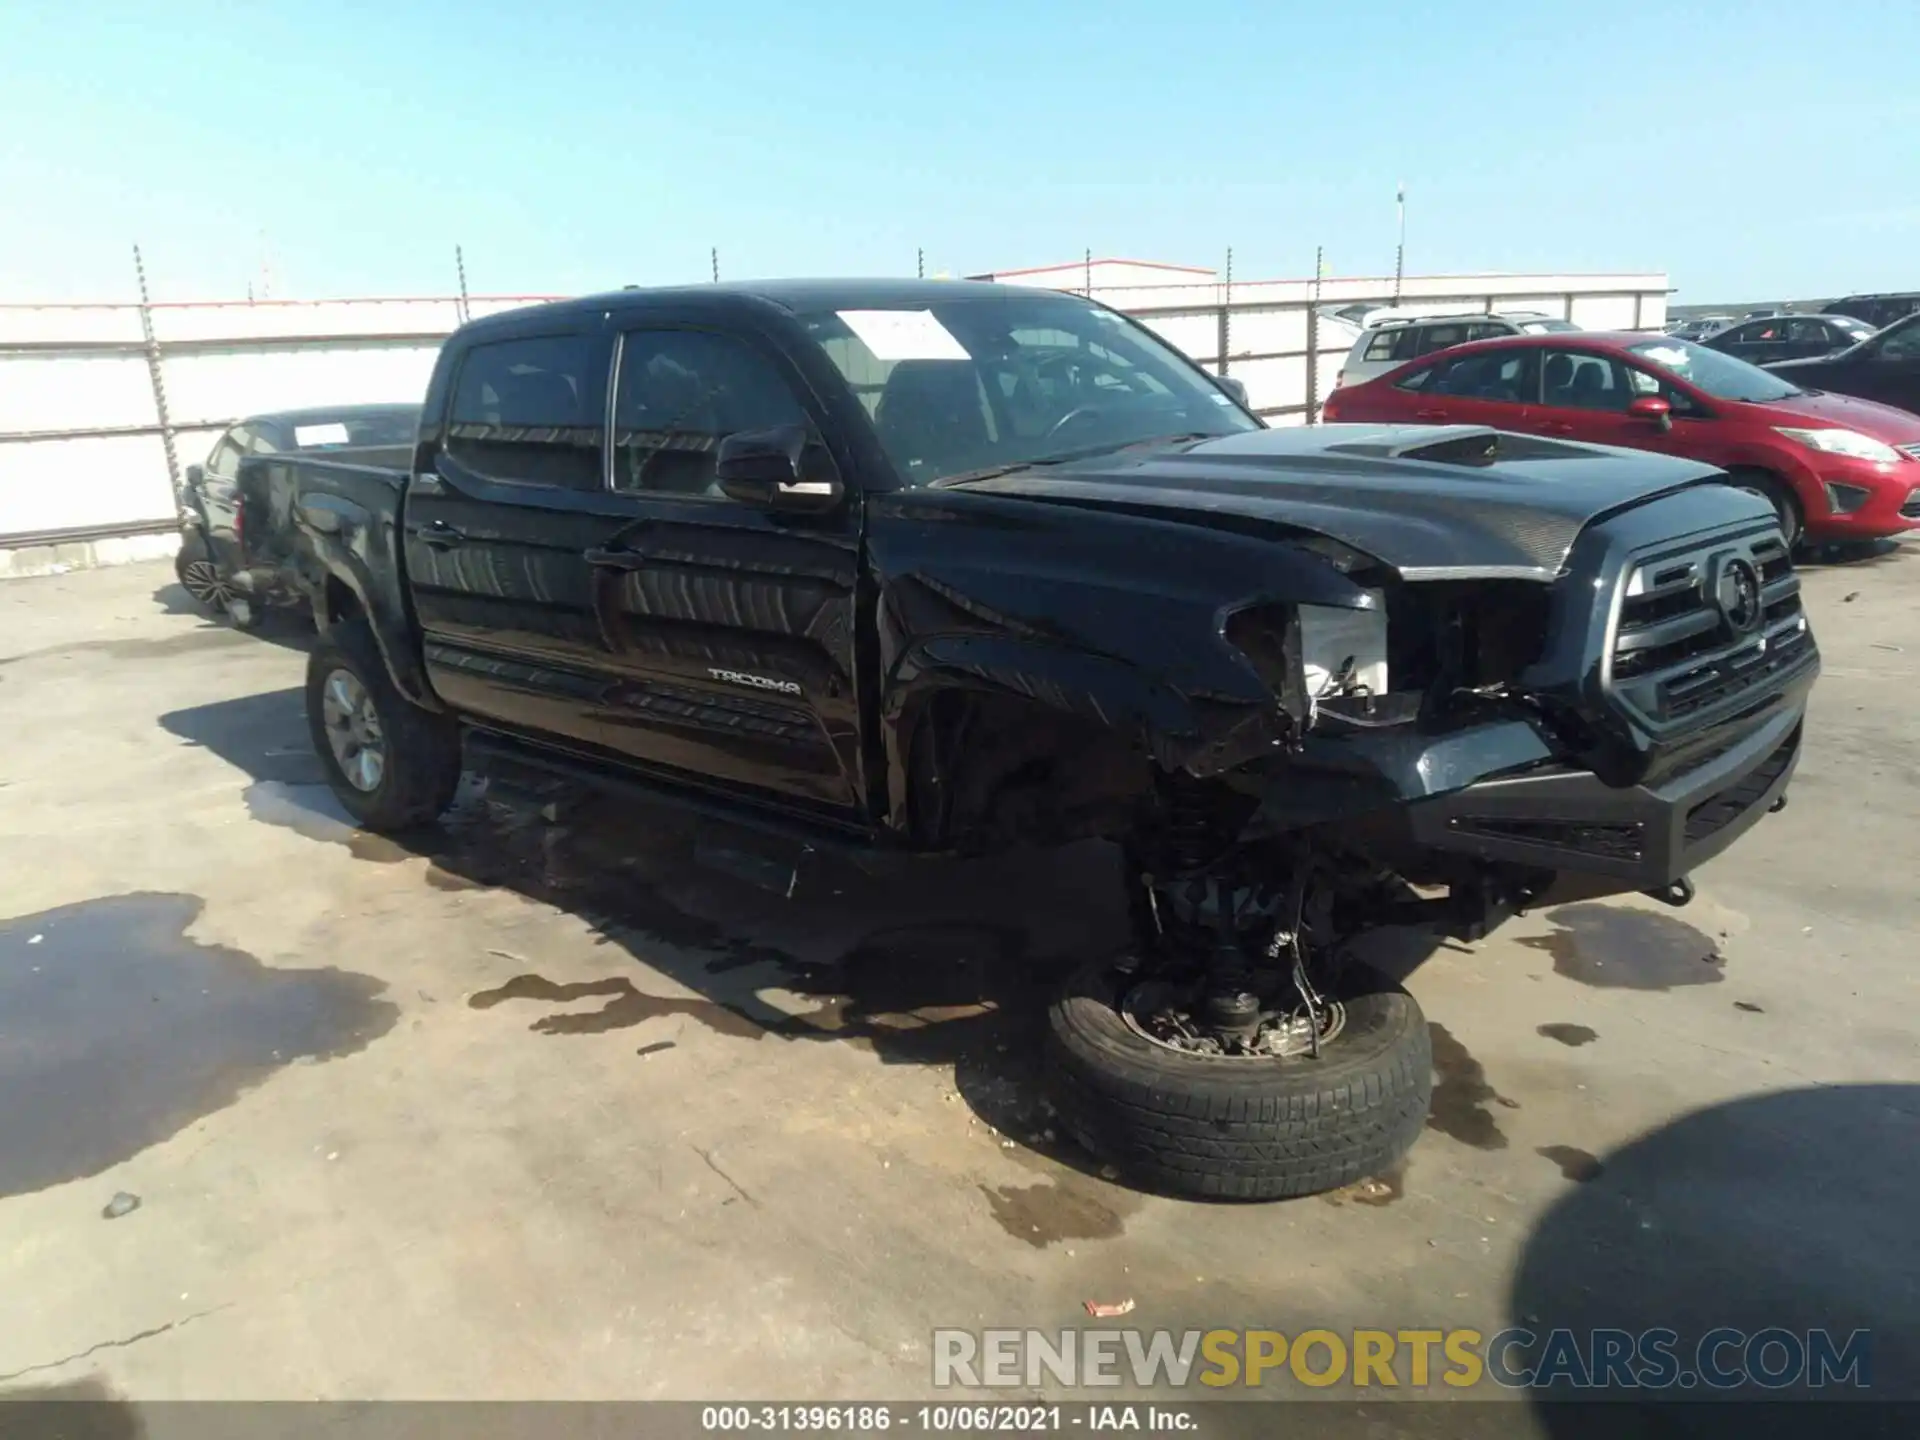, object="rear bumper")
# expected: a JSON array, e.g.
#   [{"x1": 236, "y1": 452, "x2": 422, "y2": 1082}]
[{"x1": 1405, "y1": 702, "x2": 1804, "y2": 889}]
